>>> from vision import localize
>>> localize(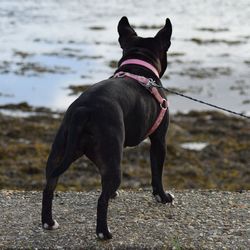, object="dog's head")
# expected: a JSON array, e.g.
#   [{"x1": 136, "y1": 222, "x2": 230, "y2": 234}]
[{"x1": 117, "y1": 16, "x2": 172, "y2": 78}]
